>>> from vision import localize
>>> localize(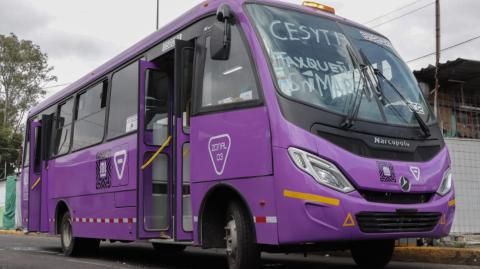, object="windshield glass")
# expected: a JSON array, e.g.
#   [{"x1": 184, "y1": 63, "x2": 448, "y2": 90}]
[{"x1": 246, "y1": 4, "x2": 434, "y2": 126}]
